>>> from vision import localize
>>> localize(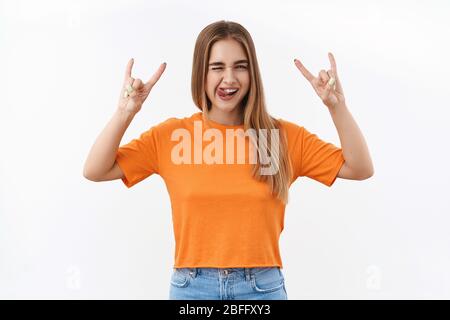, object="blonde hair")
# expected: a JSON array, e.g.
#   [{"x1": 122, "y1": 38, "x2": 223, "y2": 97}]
[{"x1": 191, "y1": 20, "x2": 293, "y2": 204}]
